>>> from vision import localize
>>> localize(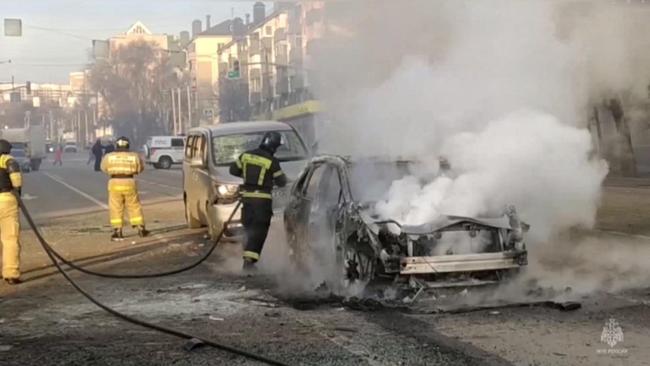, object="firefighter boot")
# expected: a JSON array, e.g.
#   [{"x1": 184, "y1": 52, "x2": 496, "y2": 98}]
[
  {"x1": 4, "y1": 278, "x2": 21, "y2": 285},
  {"x1": 137, "y1": 226, "x2": 150, "y2": 238},
  {"x1": 111, "y1": 228, "x2": 124, "y2": 241}
]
